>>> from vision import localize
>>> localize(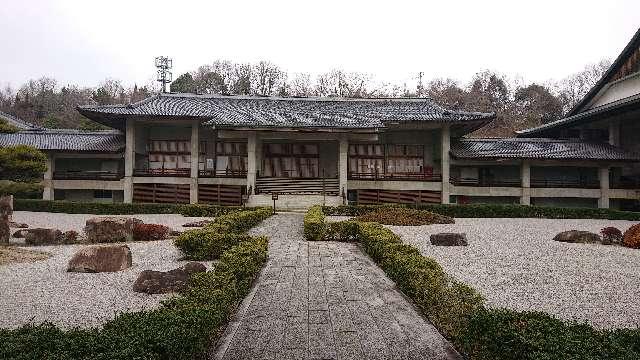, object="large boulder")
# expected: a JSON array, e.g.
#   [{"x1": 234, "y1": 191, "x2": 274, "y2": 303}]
[
  {"x1": 84, "y1": 217, "x2": 143, "y2": 243},
  {"x1": 553, "y1": 230, "x2": 601, "y2": 244},
  {"x1": 67, "y1": 244, "x2": 132, "y2": 273},
  {"x1": 430, "y1": 233, "x2": 468, "y2": 246},
  {"x1": 133, "y1": 262, "x2": 207, "y2": 294},
  {"x1": 24, "y1": 228, "x2": 64, "y2": 246}
]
